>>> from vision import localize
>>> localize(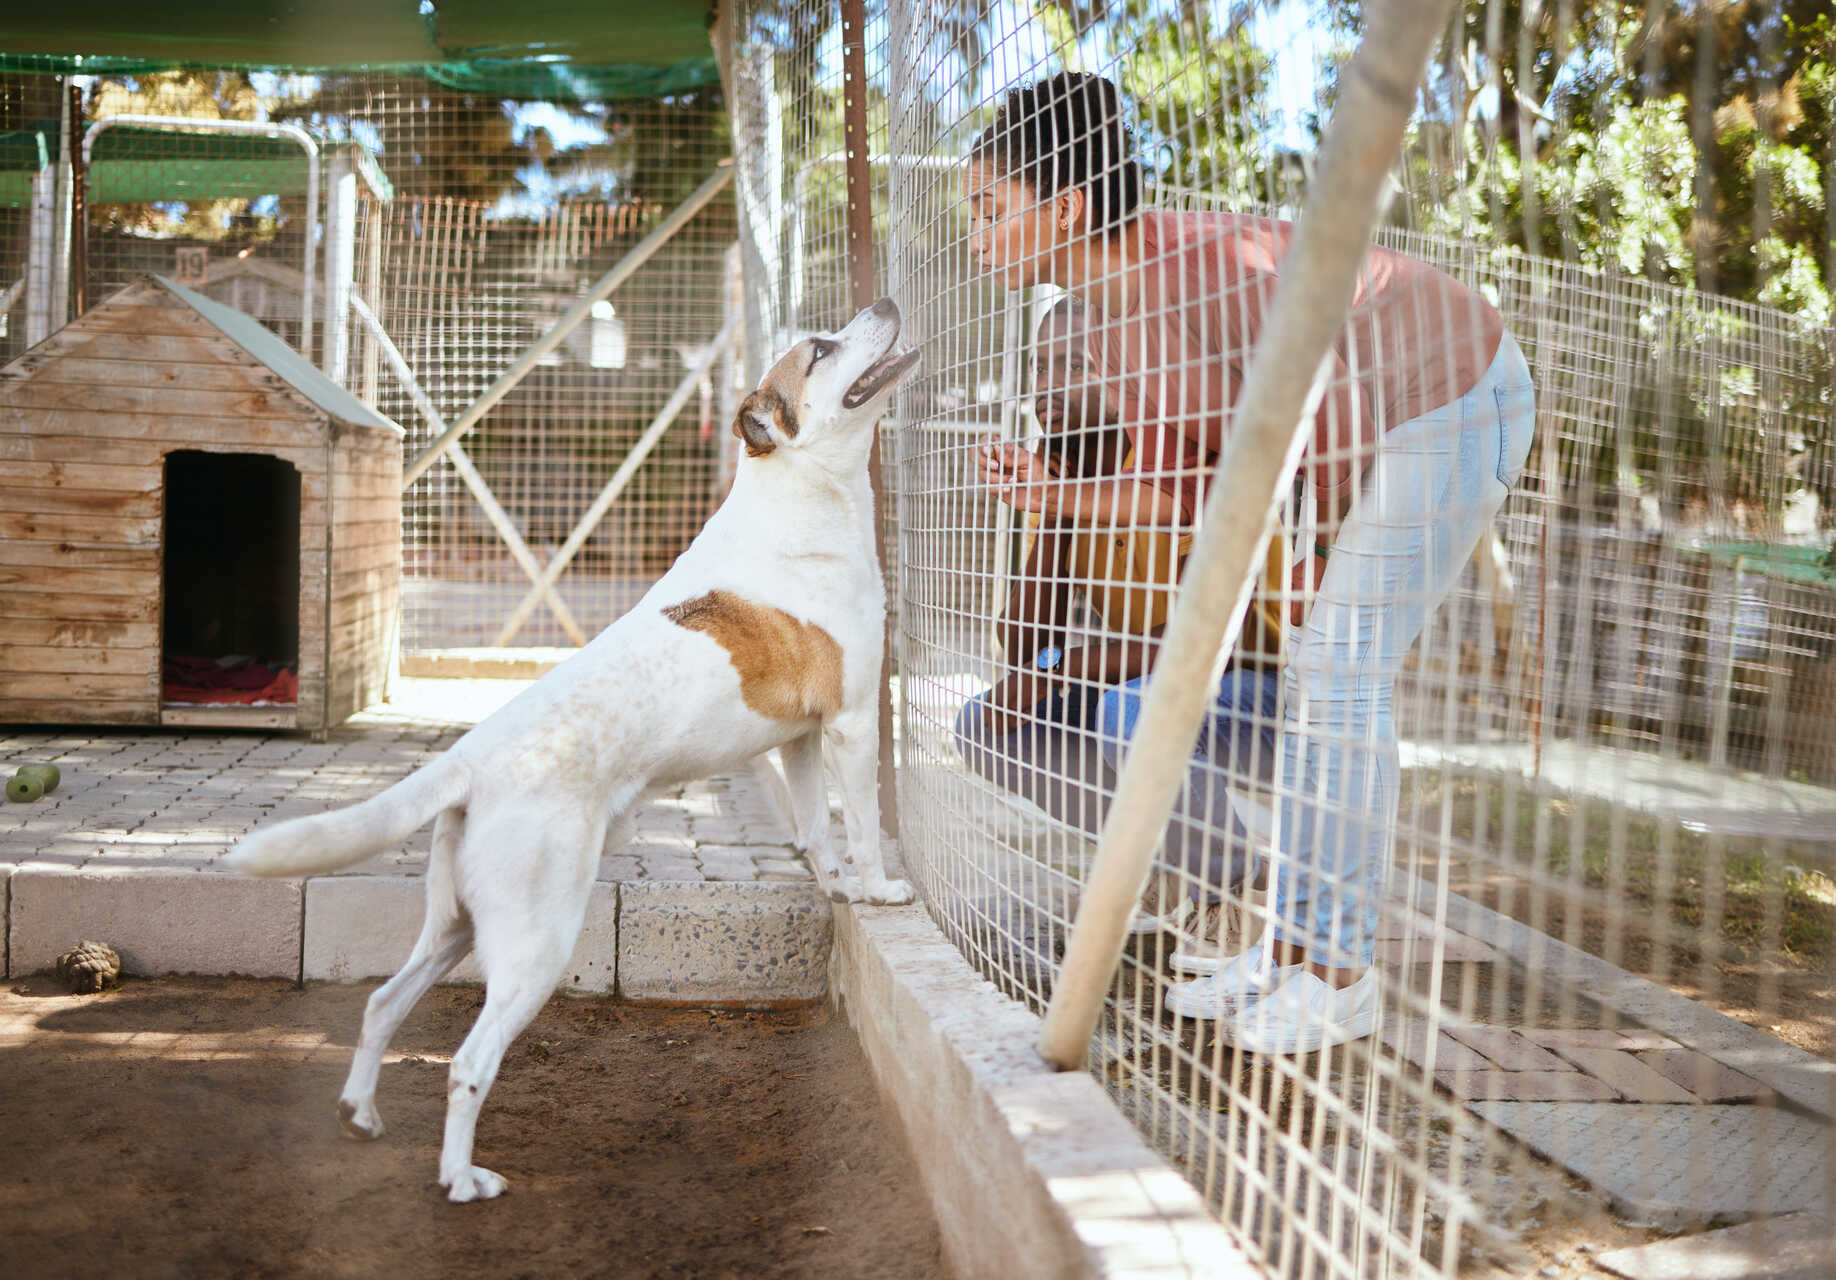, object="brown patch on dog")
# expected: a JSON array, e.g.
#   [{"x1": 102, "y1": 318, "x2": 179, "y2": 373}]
[{"x1": 662, "y1": 590, "x2": 842, "y2": 722}]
